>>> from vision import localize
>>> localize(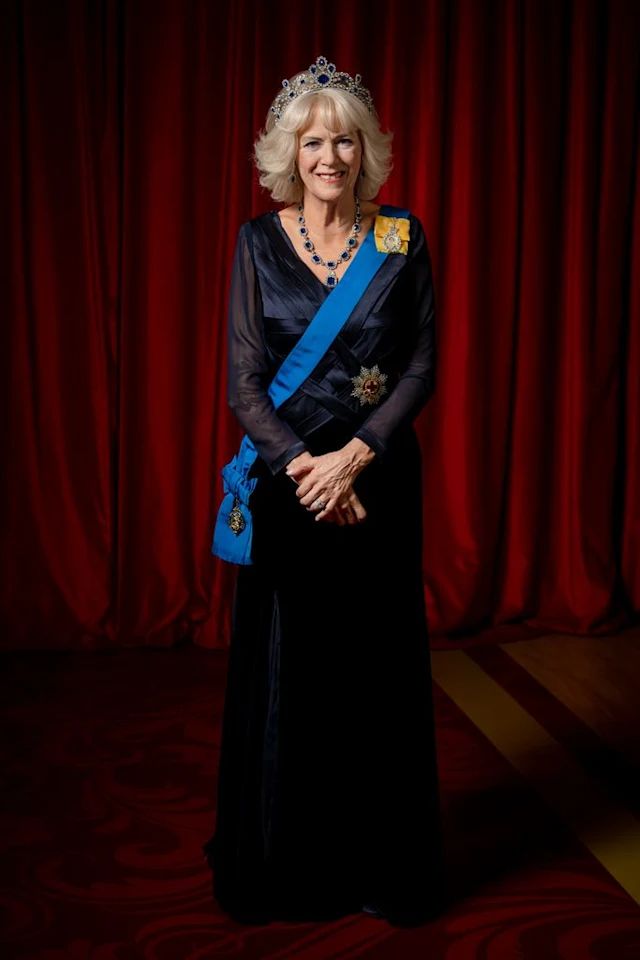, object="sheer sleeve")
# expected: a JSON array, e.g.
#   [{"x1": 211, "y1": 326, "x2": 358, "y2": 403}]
[
  {"x1": 227, "y1": 222, "x2": 309, "y2": 475},
  {"x1": 353, "y1": 216, "x2": 437, "y2": 459}
]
